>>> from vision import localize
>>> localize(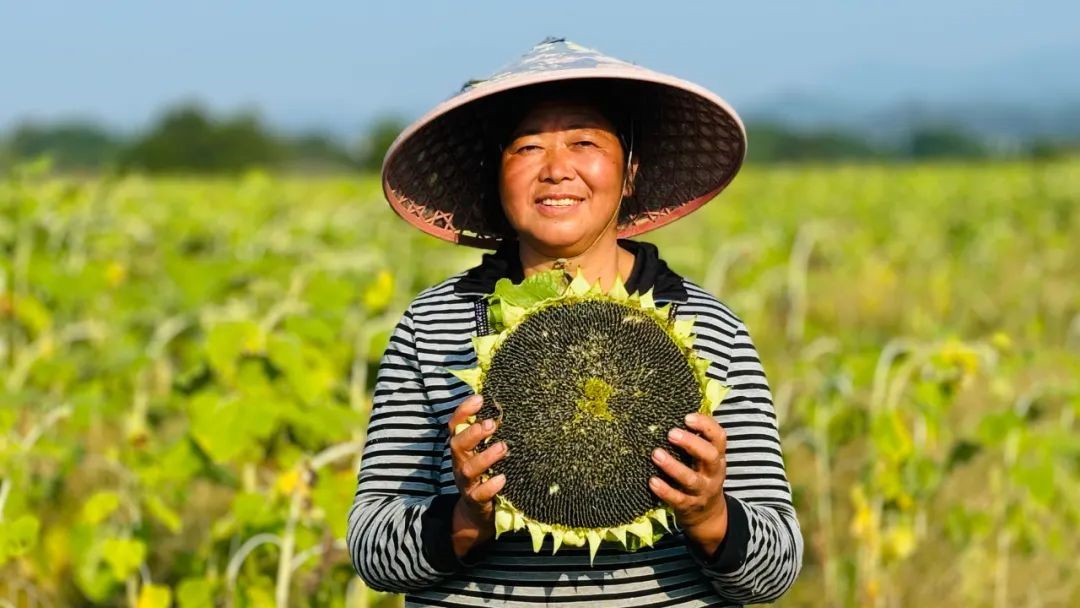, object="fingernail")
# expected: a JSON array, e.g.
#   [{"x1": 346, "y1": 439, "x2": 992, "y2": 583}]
[
  {"x1": 669, "y1": 428, "x2": 684, "y2": 441},
  {"x1": 649, "y1": 477, "x2": 660, "y2": 487},
  {"x1": 496, "y1": 441, "x2": 507, "y2": 453},
  {"x1": 685, "y1": 413, "x2": 698, "y2": 425},
  {"x1": 483, "y1": 419, "x2": 494, "y2": 431},
  {"x1": 652, "y1": 448, "x2": 667, "y2": 463}
]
